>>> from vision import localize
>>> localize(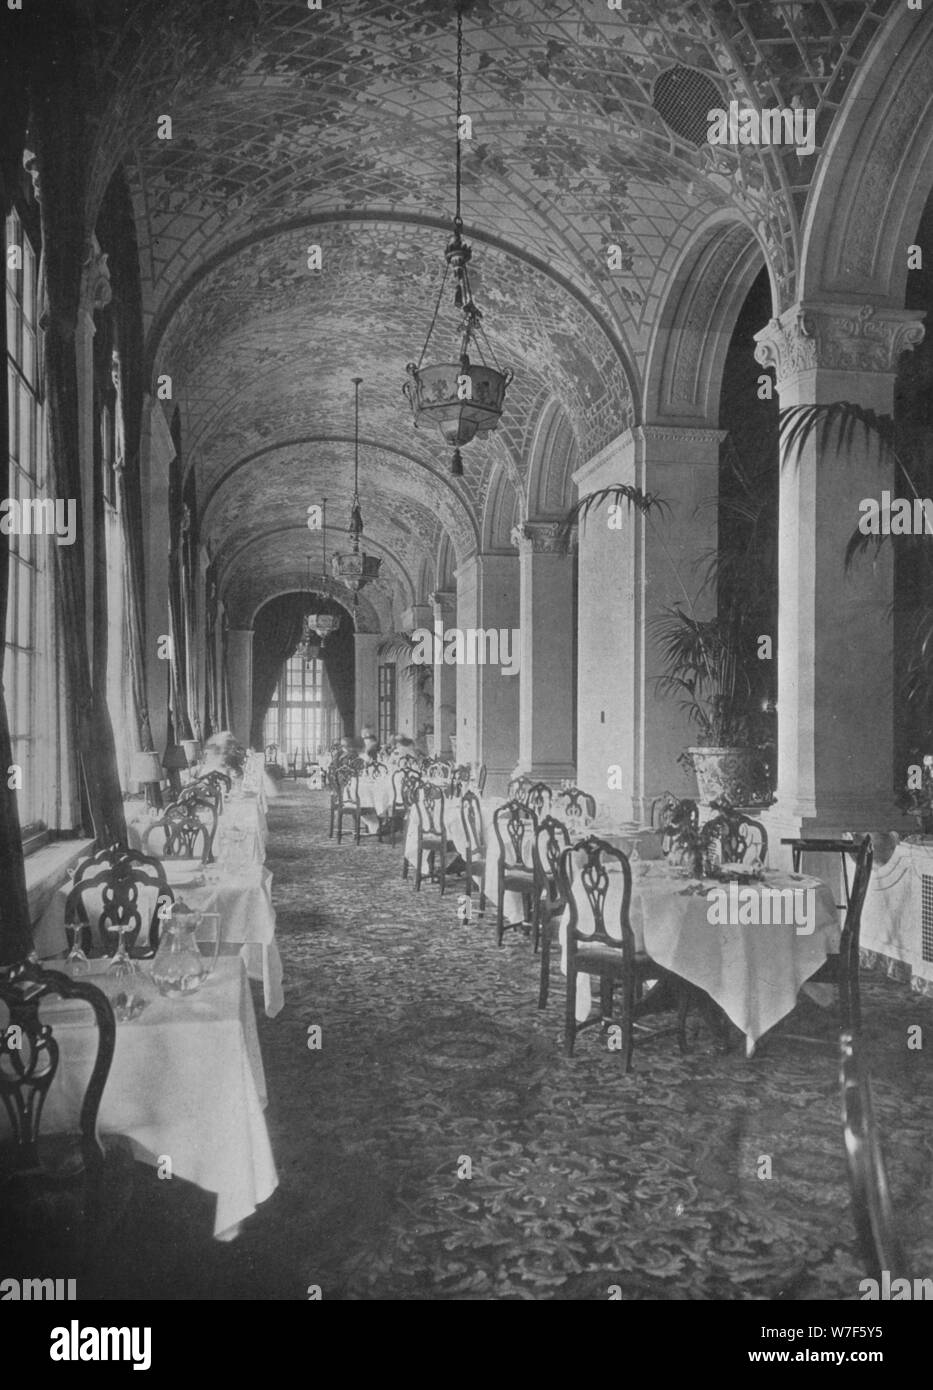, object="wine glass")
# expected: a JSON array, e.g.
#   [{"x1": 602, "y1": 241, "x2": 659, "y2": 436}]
[
  {"x1": 107, "y1": 918, "x2": 138, "y2": 978},
  {"x1": 64, "y1": 922, "x2": 90, "y2": 975}
]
